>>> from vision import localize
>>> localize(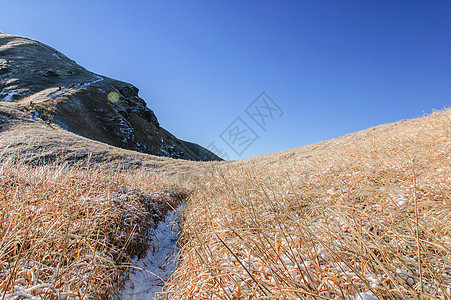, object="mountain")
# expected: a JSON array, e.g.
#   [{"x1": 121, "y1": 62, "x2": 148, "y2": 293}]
[{"x1": 0, "y1": 33, "x2": 221, "y2": 161}]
